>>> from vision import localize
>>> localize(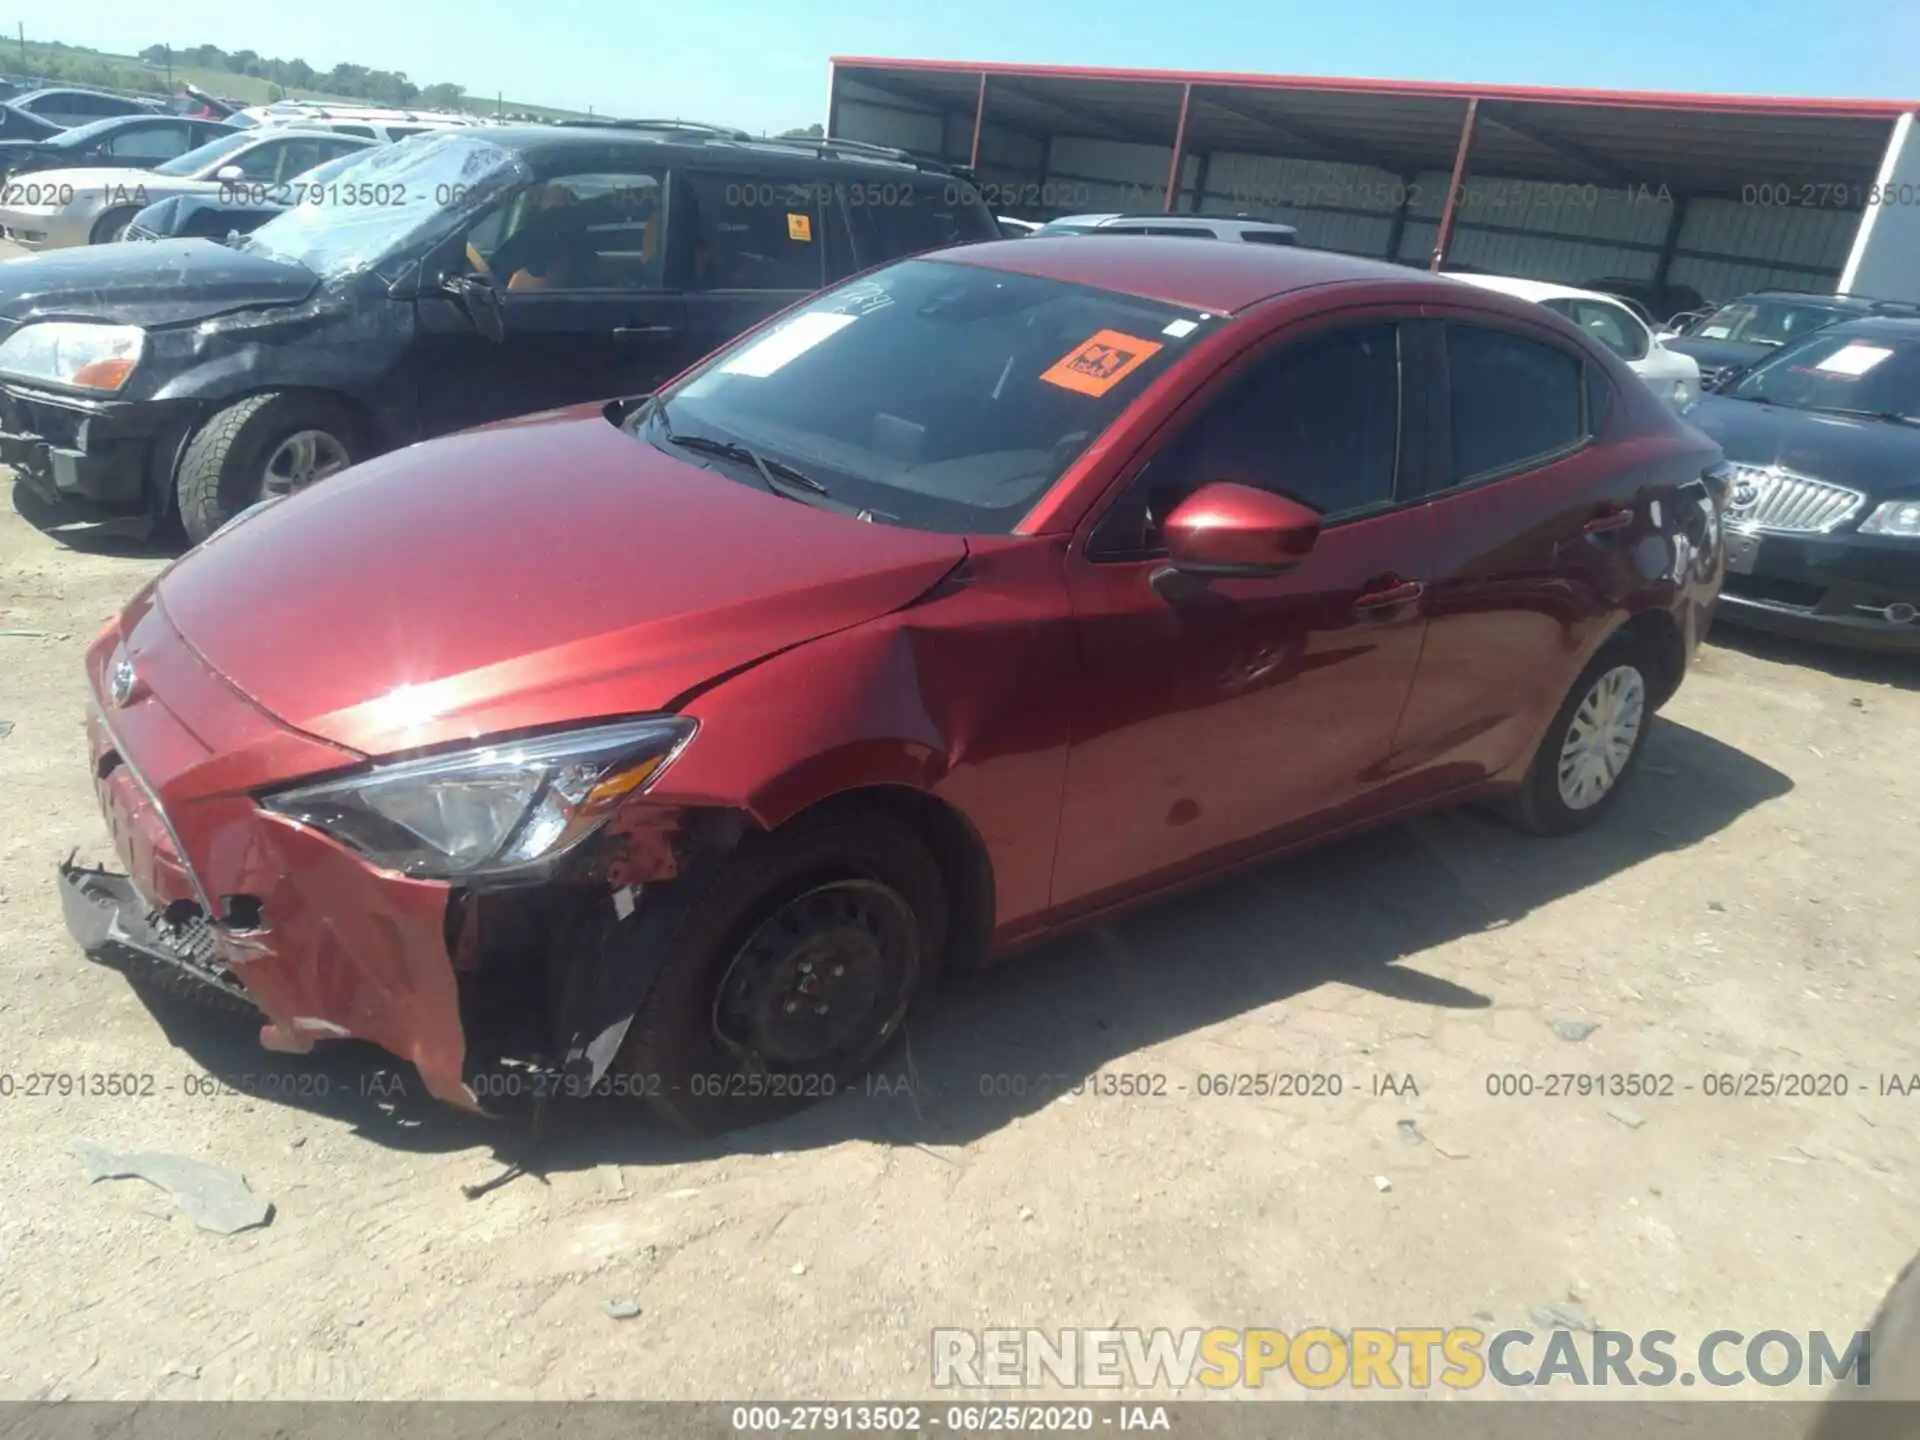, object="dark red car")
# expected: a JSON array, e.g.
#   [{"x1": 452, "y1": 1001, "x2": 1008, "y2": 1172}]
[{"x1": 60, "y1": 239, "x2": 1729, "y2": 1132}]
